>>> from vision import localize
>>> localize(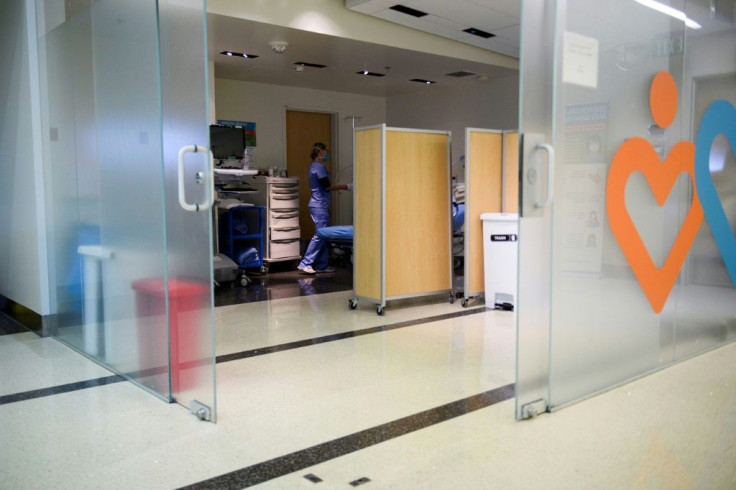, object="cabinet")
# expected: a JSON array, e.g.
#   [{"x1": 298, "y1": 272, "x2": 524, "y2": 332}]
[
  {"x1": 248, "y1": 176, "x2": 301, "y2": 268},
  {"x1": 219, "y1": 206, "x2": 265, "y2": 271}
]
